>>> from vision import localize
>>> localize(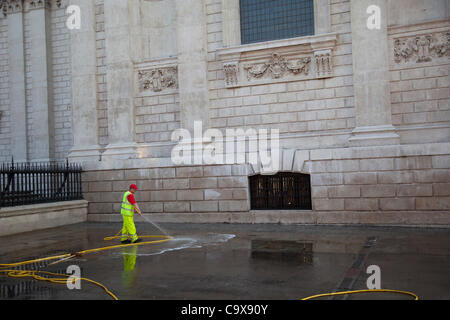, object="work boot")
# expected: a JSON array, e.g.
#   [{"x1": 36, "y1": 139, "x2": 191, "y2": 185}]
[
  {"x1": 121, "y1": 240, "x2": 132, "y2": 244},
  {"x1": 132, "y1": 239, "x2": 142, "y2": 244}
]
